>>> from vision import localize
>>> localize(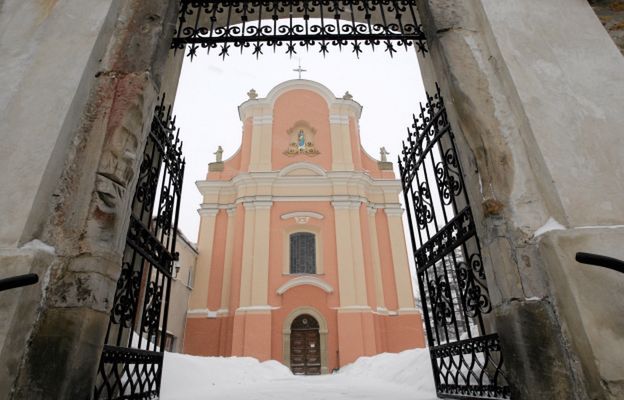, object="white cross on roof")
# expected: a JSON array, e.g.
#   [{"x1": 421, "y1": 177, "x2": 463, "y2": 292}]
[{"x1": 293, "y1": 59, "x2": 307, "y2": 79}]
